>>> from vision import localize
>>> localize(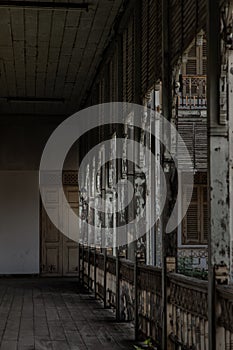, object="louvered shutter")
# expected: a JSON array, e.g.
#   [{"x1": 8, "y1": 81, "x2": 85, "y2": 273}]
[
  {"x1": 170, "y1": 0, "x2": 182, "y2": 66},
  {"x1": 141, "y1": 0, "x2": 149, "y2": 94},
  {"x1": 178, "y1": 117, "x2": 207, "y2": 171},
  {"x1": 177, "y1": 120, "x2": 194, "y2": 169},
  {"x1": 148, "y1": 0, "x2": 157, "y2": 86},
  {"x1": 201, "y1": 185, "x2": 208, "y2": 243},
  {"x1": 99, "y1": 78, "x2": 104, "y2": 104},
  {"x1": 170, "y1": 0, "x2": 207, "y2": 67},
  {"x1": 183, "y1": 37, "x2": 207, "y2": 76},
  {"x1": 184, "y1": 42, "x2": 197, "y2": 76},
  {"x1": 183, "y1": 185, "x2": 199, "y2": 244},
  {"x1": 186, "y1": 59, "x2": 197, "y2": 76},
  {"x1": 128, "y1": 15, "x2": 134, "y2": 102},
  {"x1": 141, "y1": 0, "x2": 161, "y2": 95},
  {"x1": 122, "y1": 28, "x2": 128, "y2": 102},
  {"x1": 183, "y1": 1, "x2": 198, "y2": 53},
  {"x1": 156, "y1": 0, "x2": 162, "y2": 78},
  {"x1": 182, "y1": 174, "x2": 208, "y2": 245},
  {"x1": 123, "y1": 15, "x2": 134, "y2": 102},
  {"x1": 113, "y1": 49, "x2": 118, "y2": 102},
  {"x1": 201, "y1": 39, "x2": 207, "y2": 75},
  {"x1": 109, "y1": 49, "x2": 118, "y2": 103},
  {"x1": 194, "y1": 120, "x2": 207, "y2": 170}
]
